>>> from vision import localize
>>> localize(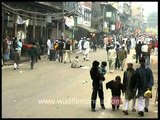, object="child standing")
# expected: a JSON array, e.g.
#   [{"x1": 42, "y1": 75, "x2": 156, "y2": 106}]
[
  {"x1": 106, "y1": 76, "x2": 124, "y2": 110},
  {"x1": 98, "y1": 61, "x2": 107, "y2": 89}
]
